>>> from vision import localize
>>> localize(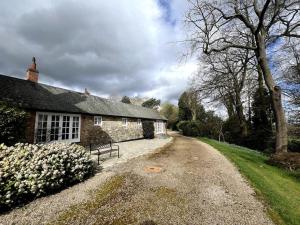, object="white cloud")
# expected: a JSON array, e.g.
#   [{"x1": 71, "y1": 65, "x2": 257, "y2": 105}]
[{"x1": 0, "y1": 0, "x2": 197, "y2": 103}]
